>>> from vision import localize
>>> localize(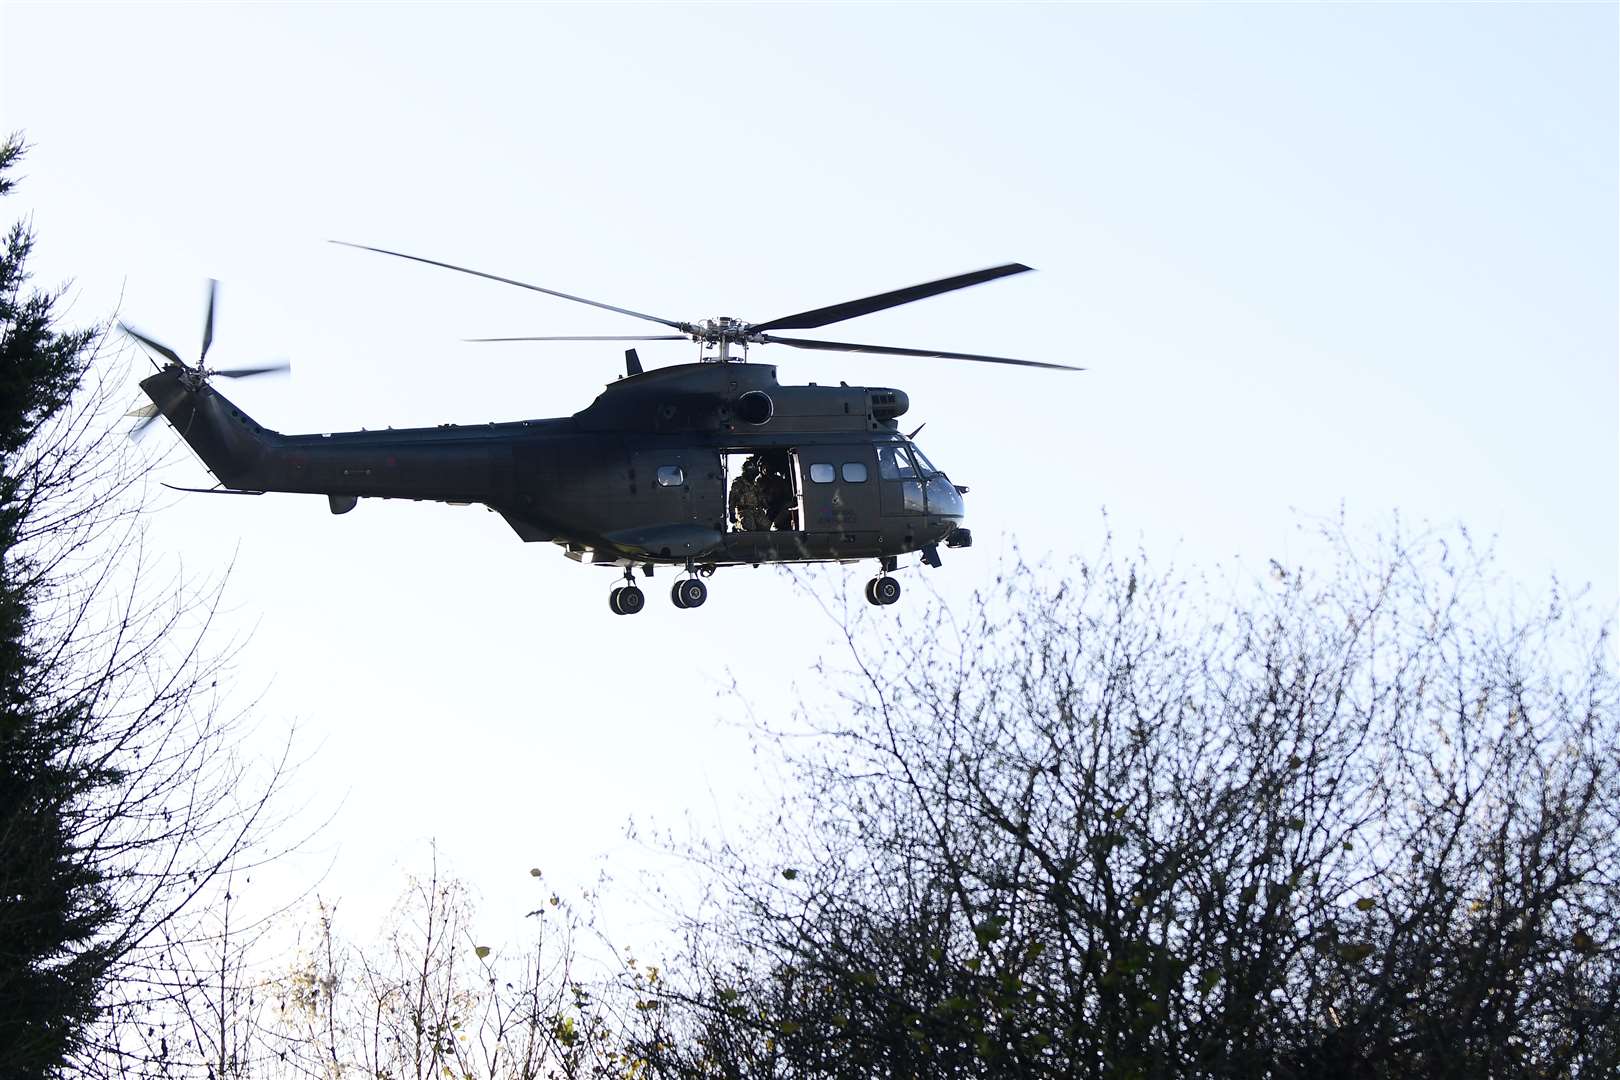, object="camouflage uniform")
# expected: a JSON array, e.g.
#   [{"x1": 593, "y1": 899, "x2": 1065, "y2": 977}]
[
  {"x1": 729, "y1": 469, "x2": 768, "y2": 531},
  {"x1": 758, "y1": 469, "x2": 792, "y2": 530}
]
